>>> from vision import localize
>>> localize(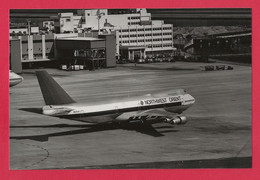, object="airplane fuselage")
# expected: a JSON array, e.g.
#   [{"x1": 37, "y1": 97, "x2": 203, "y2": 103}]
[{"x1": 42, "y1": 91, "x2": 195, "y2": 122}]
